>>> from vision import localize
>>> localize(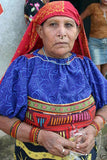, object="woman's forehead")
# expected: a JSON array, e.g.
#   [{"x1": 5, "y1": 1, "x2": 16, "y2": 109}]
[{"x1": 45, "y1": 16, "x2": 76, "y2": 23}]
